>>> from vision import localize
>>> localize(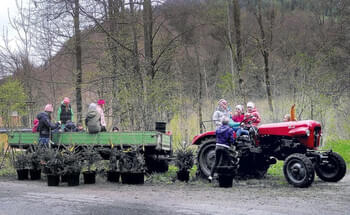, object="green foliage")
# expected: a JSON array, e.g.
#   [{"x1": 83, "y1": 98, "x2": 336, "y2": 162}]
[
  {"x1": 217, "y1": 72, "x2": 235, "y2": 97},
  {"x1": 267, "y1": 161, "x2": 284, "y2": 178},
  {"x1": 146, "y1": 165, "x2": 178, "y2": 184},
  {"x1": 40, "y1": 148, "x2": 64, "y2": 176},
  {"x1": 0, "y1": 79, "x2": 28, "y2": 128},
  {"x1": 61, "y1": 145, "x2": 83, "y2": 174},
  {"x1": 27, "y1": 146, "x2": 43, "y2": 170},
  {"x1": 175, "y1": 143, "x2": 195, "y2": 171},
  {"x1": 119, "y1": 146, "x2": 145, "y2": 173},
  {"x1": 0, "y1": 156, "x2": 16, "y2": 176},
  {"x1": 322, "y1": 140, "x2": 350, "y2": 165},
  {"x1": 13, "y1": 152, "x2": 30, "y2": 170},
  {"x1": 81, "y1": 145, "x2": 102, "y2": 172}
]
